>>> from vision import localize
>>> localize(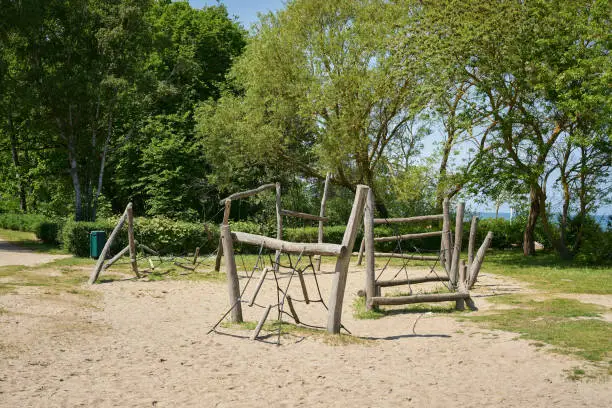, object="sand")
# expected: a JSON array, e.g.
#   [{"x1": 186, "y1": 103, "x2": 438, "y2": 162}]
[
  {"x1": 0, "y1": 239, "x2": 70, "y2": 267},
  {"x1": 1, "y1": 259, "x2": 611, "y2": 407}
]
